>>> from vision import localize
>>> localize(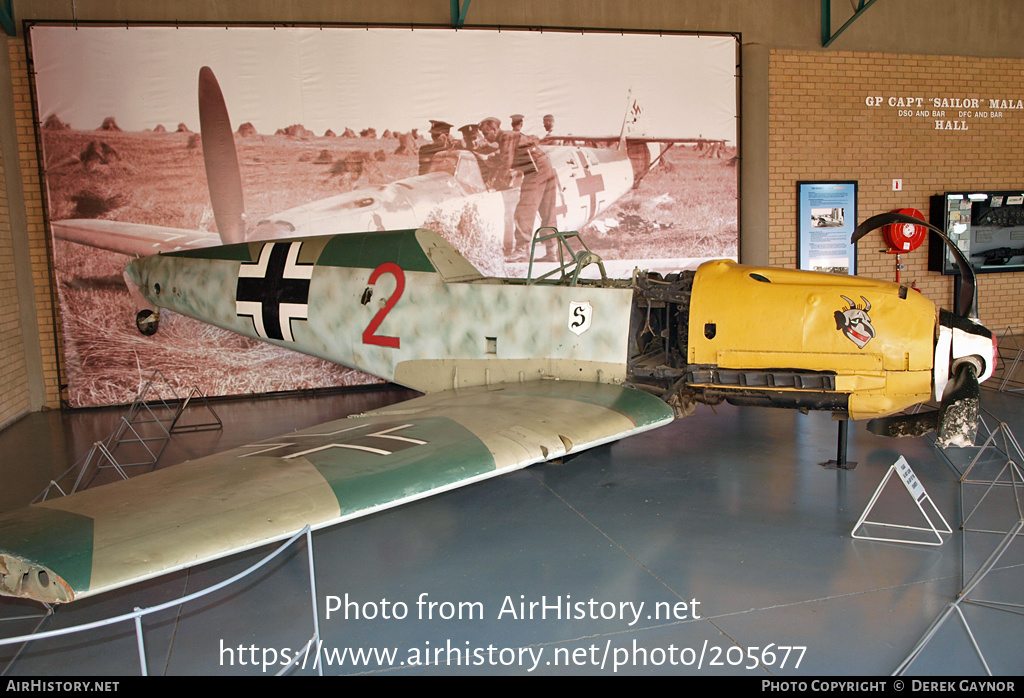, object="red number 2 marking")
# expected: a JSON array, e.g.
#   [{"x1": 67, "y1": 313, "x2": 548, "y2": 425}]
[{"x1": 362, "y1": 262, "x2": 404, "y2": 348}]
